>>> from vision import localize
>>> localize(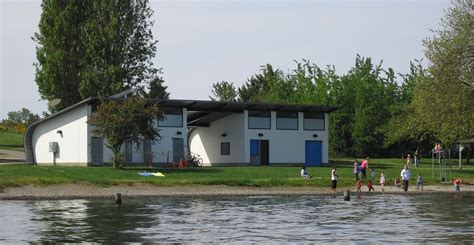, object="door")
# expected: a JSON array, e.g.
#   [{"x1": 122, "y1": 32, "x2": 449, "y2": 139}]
[
  {"x1": 125, "y1": 141, "x2": 133, "y2": 163},
  {"x1": 260, "y1": 140, "x2": 269, "y2": 165},
  {"x1": 250, "y1": 140, "x2": 269, "y2": 165},
  {"x1": 91, "y1": 137, "x2": 103, "y2": 165},
  {"x1": 305, "y1": 140, "x2": 322, "y2": 166},
  {"x1": 143, "y1": 138, "x2": 152, "y2": 165},
  {"x1": 250, "y1": 140, "x2": 260, "y2": 164},
  {"x1": 172, "y1": 138, "x2": 184, "y2": 163}
]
